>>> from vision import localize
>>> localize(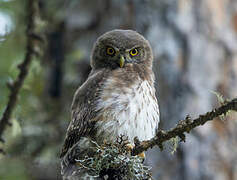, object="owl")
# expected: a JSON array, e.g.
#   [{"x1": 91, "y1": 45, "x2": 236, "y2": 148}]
[{"x1": 60, "y1": 29, "x2": 160, "y2": 178}]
